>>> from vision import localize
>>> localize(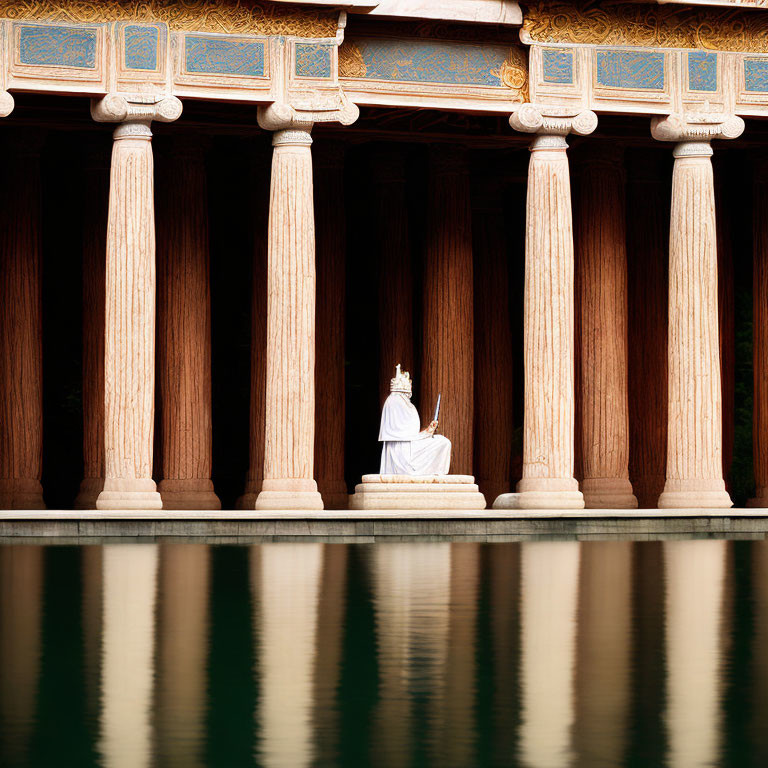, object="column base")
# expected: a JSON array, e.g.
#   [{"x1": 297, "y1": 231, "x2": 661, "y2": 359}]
[
  {"x1": 74, "y1": 478, "x2": 104, "y2": 510},
  {"x1": 0, "y1": 479, "x2": 45, "y2": 509},
  {"x1": 158, "y1": 479, "x2": 221, "y2": 510},
  {"x1": 657, "y1": 480, "x2": 733, "y2": 509},
  {"x1": 235, "y1": 484, "x2": 260, "y2": 510},
  {"x1": 582, "y1": 478, "x2": 638, "y2": 509},
  {"x1": 494, "y1": 477, "x2": 585, "y2": 510},
  {"x1": 747, "y1": 490, "x2": 768, "y2": 508},
  {"x1": 318, "y1": 480, "x2": 349, "y2": 510},
  {"x1": 255, "y1": 479, "x2": 324, "y2": 510},
  {"x1": 493, "y1": 491, "x2": 585, "y2": 510},
  {"x1": 96, "y1": 478, "x2": 162, "y2": 510}
]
